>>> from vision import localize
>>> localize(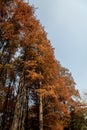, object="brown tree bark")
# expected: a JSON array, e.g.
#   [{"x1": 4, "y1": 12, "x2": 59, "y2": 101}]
[
  {"x1": 10, "y1": 78, "x2": 27, "y2": 130},
  {"x1": 39, "y1": 95, "x2": 43, "y2": 130}
]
